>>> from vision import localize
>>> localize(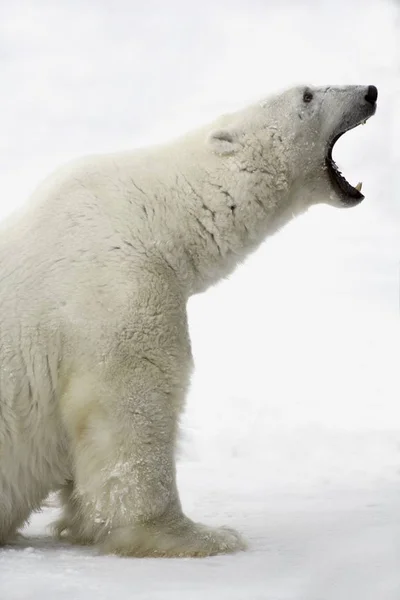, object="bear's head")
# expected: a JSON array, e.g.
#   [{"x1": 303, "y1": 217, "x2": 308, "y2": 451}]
[{"x1": 208, "y1": 85, "x2": 377, "y2": 209}]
